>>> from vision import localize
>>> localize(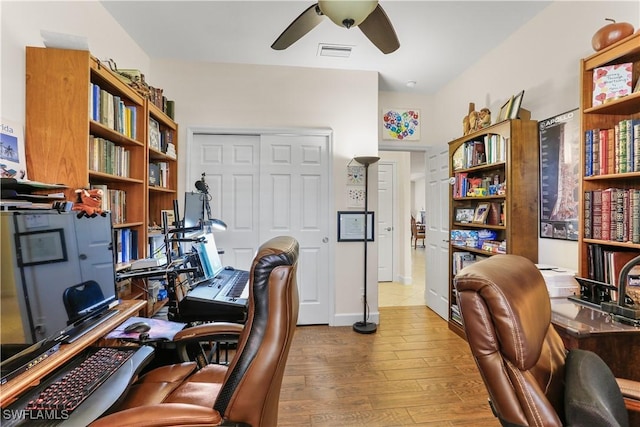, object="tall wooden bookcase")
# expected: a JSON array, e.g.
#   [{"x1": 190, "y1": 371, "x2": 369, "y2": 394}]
[
  {"x1": 579, "y1": 33, "x2": 640, "y2": 283},
  {"x1": 25, "y1": 47, "x2": 179, "y2": 261},
  {"x1": 448, "y1": 118, "x2": 539, "y2": 338}
]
